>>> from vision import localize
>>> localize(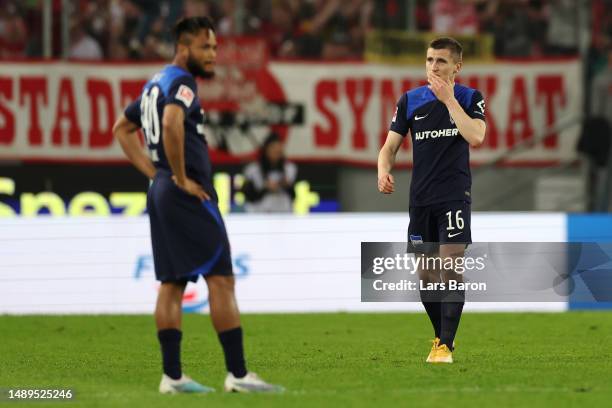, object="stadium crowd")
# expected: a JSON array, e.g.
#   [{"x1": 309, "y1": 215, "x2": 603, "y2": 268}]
[{"x1": 0, "y1": 0, "x2": 609, "y2": 61}]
